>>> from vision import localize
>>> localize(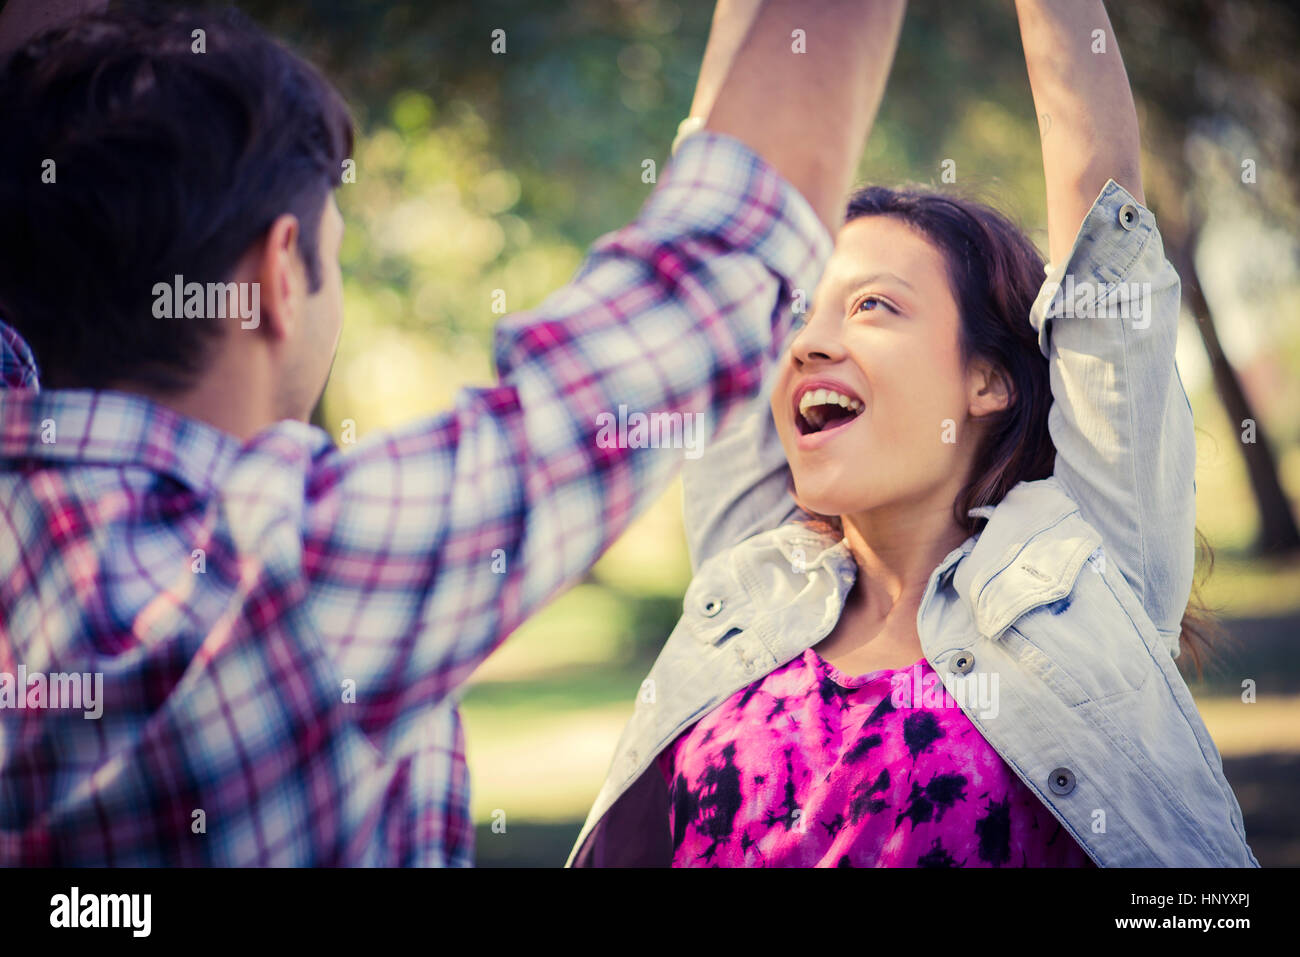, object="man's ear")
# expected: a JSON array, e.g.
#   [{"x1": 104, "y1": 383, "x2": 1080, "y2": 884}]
[
  {"x1": 968, "y1": 358, "x2": 1013, "y2": 419},
  {"x1": 254, "y1": 213, "x2": 305, "y2": 342}
]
